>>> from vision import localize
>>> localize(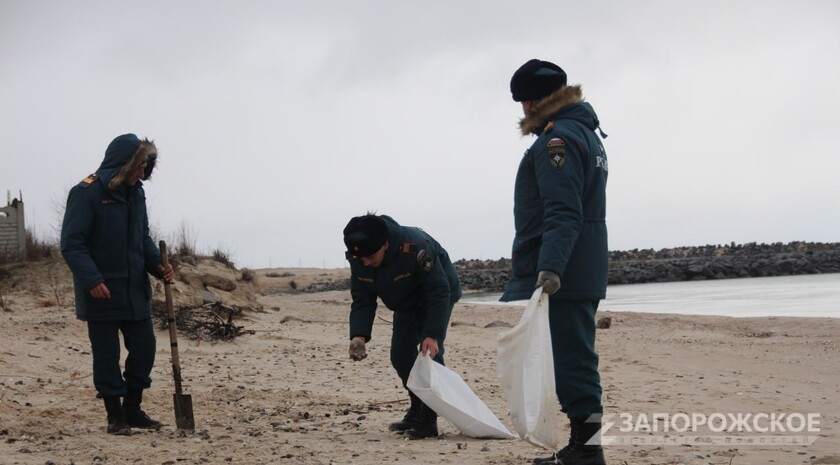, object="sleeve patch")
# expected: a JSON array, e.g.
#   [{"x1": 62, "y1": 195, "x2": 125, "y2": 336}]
[
  {"x1": 547, "y1": 138, "x2": 567, "y2": 170},
  {"x1": 416, "y1": 249, "x2": 434, "y2": 272}
]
